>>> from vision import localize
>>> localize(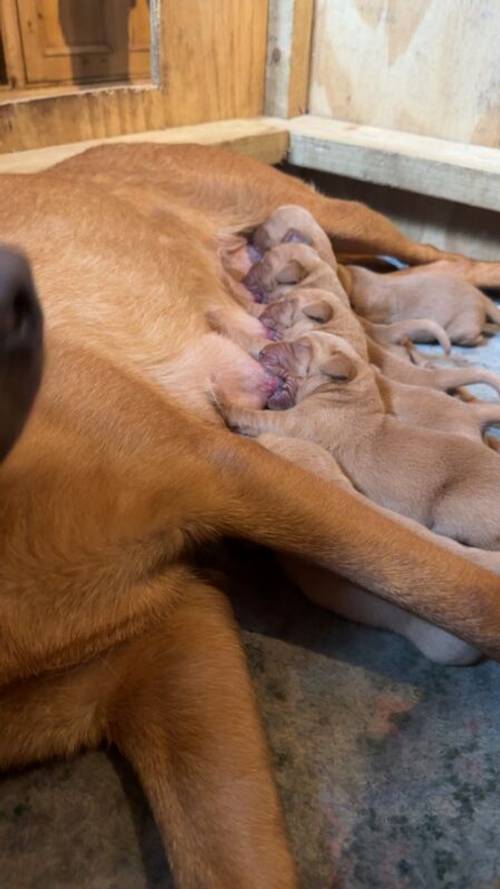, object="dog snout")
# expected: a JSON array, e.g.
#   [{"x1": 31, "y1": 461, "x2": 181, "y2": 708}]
[{"x1": 0, "y1": 247, "x2": 43, "y2": 461}]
